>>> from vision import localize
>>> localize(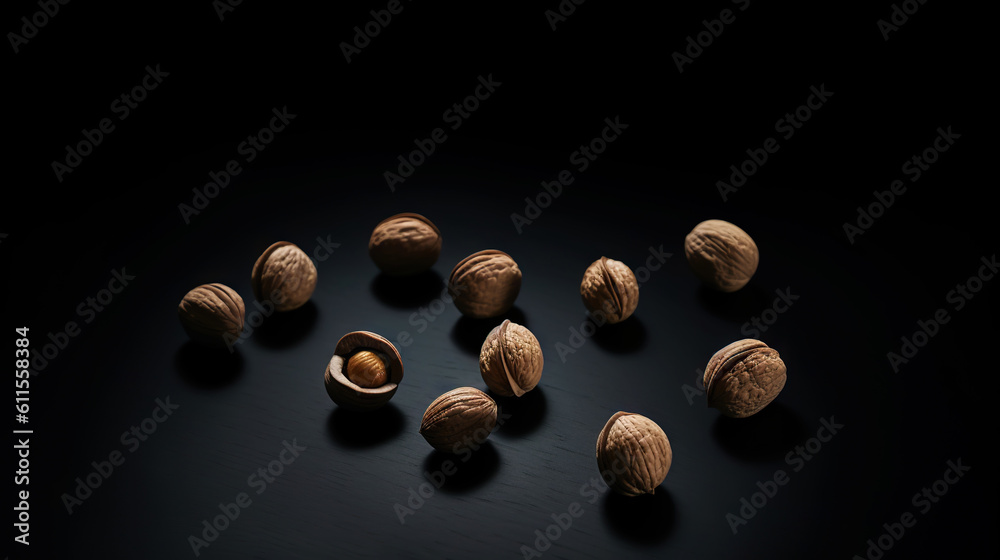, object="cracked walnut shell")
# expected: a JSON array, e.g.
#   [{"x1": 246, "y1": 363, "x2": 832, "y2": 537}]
[
  {"x1": 177, "y1": 283, "x2": 245, "y2": 348},
  {"x1": 479, "y1": 320, "x2": 543, "y2": 397},
  {"x1": 369, "y1": 213, "x2": 442, "y2": 276},
  {"x1": 251, "y1": 241, "x2": 317, "y2": 311},
  {"x1": 419, "y1": 387, "x2": 498, "y2": 454},
  {"x1": 580, "y1": 257, "x2": 639, "y2": 324},
  {"x1": 448, "y1": 250, "x2": 522, "y2": 318},
  {"x1": 596, "y1": 412, "x2": 672, "y2": 496},
  {"x1": 704, "y1": 339, "x2": 786, "y2": 418},
  {"x1": 684, "y1": 219, "x2": 759, "y2": 292},
  {"x1": 324, "y1": 331, "x2": 404, "y2": 411}
]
